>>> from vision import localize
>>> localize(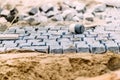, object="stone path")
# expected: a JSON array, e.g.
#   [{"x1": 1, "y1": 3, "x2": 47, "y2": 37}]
[
  {"x1": 0, "y1": 7, "x2": 120, "y2": 54},
  {"x1": 0, "y1": 23, "x2": 119, "y2": 54}
]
